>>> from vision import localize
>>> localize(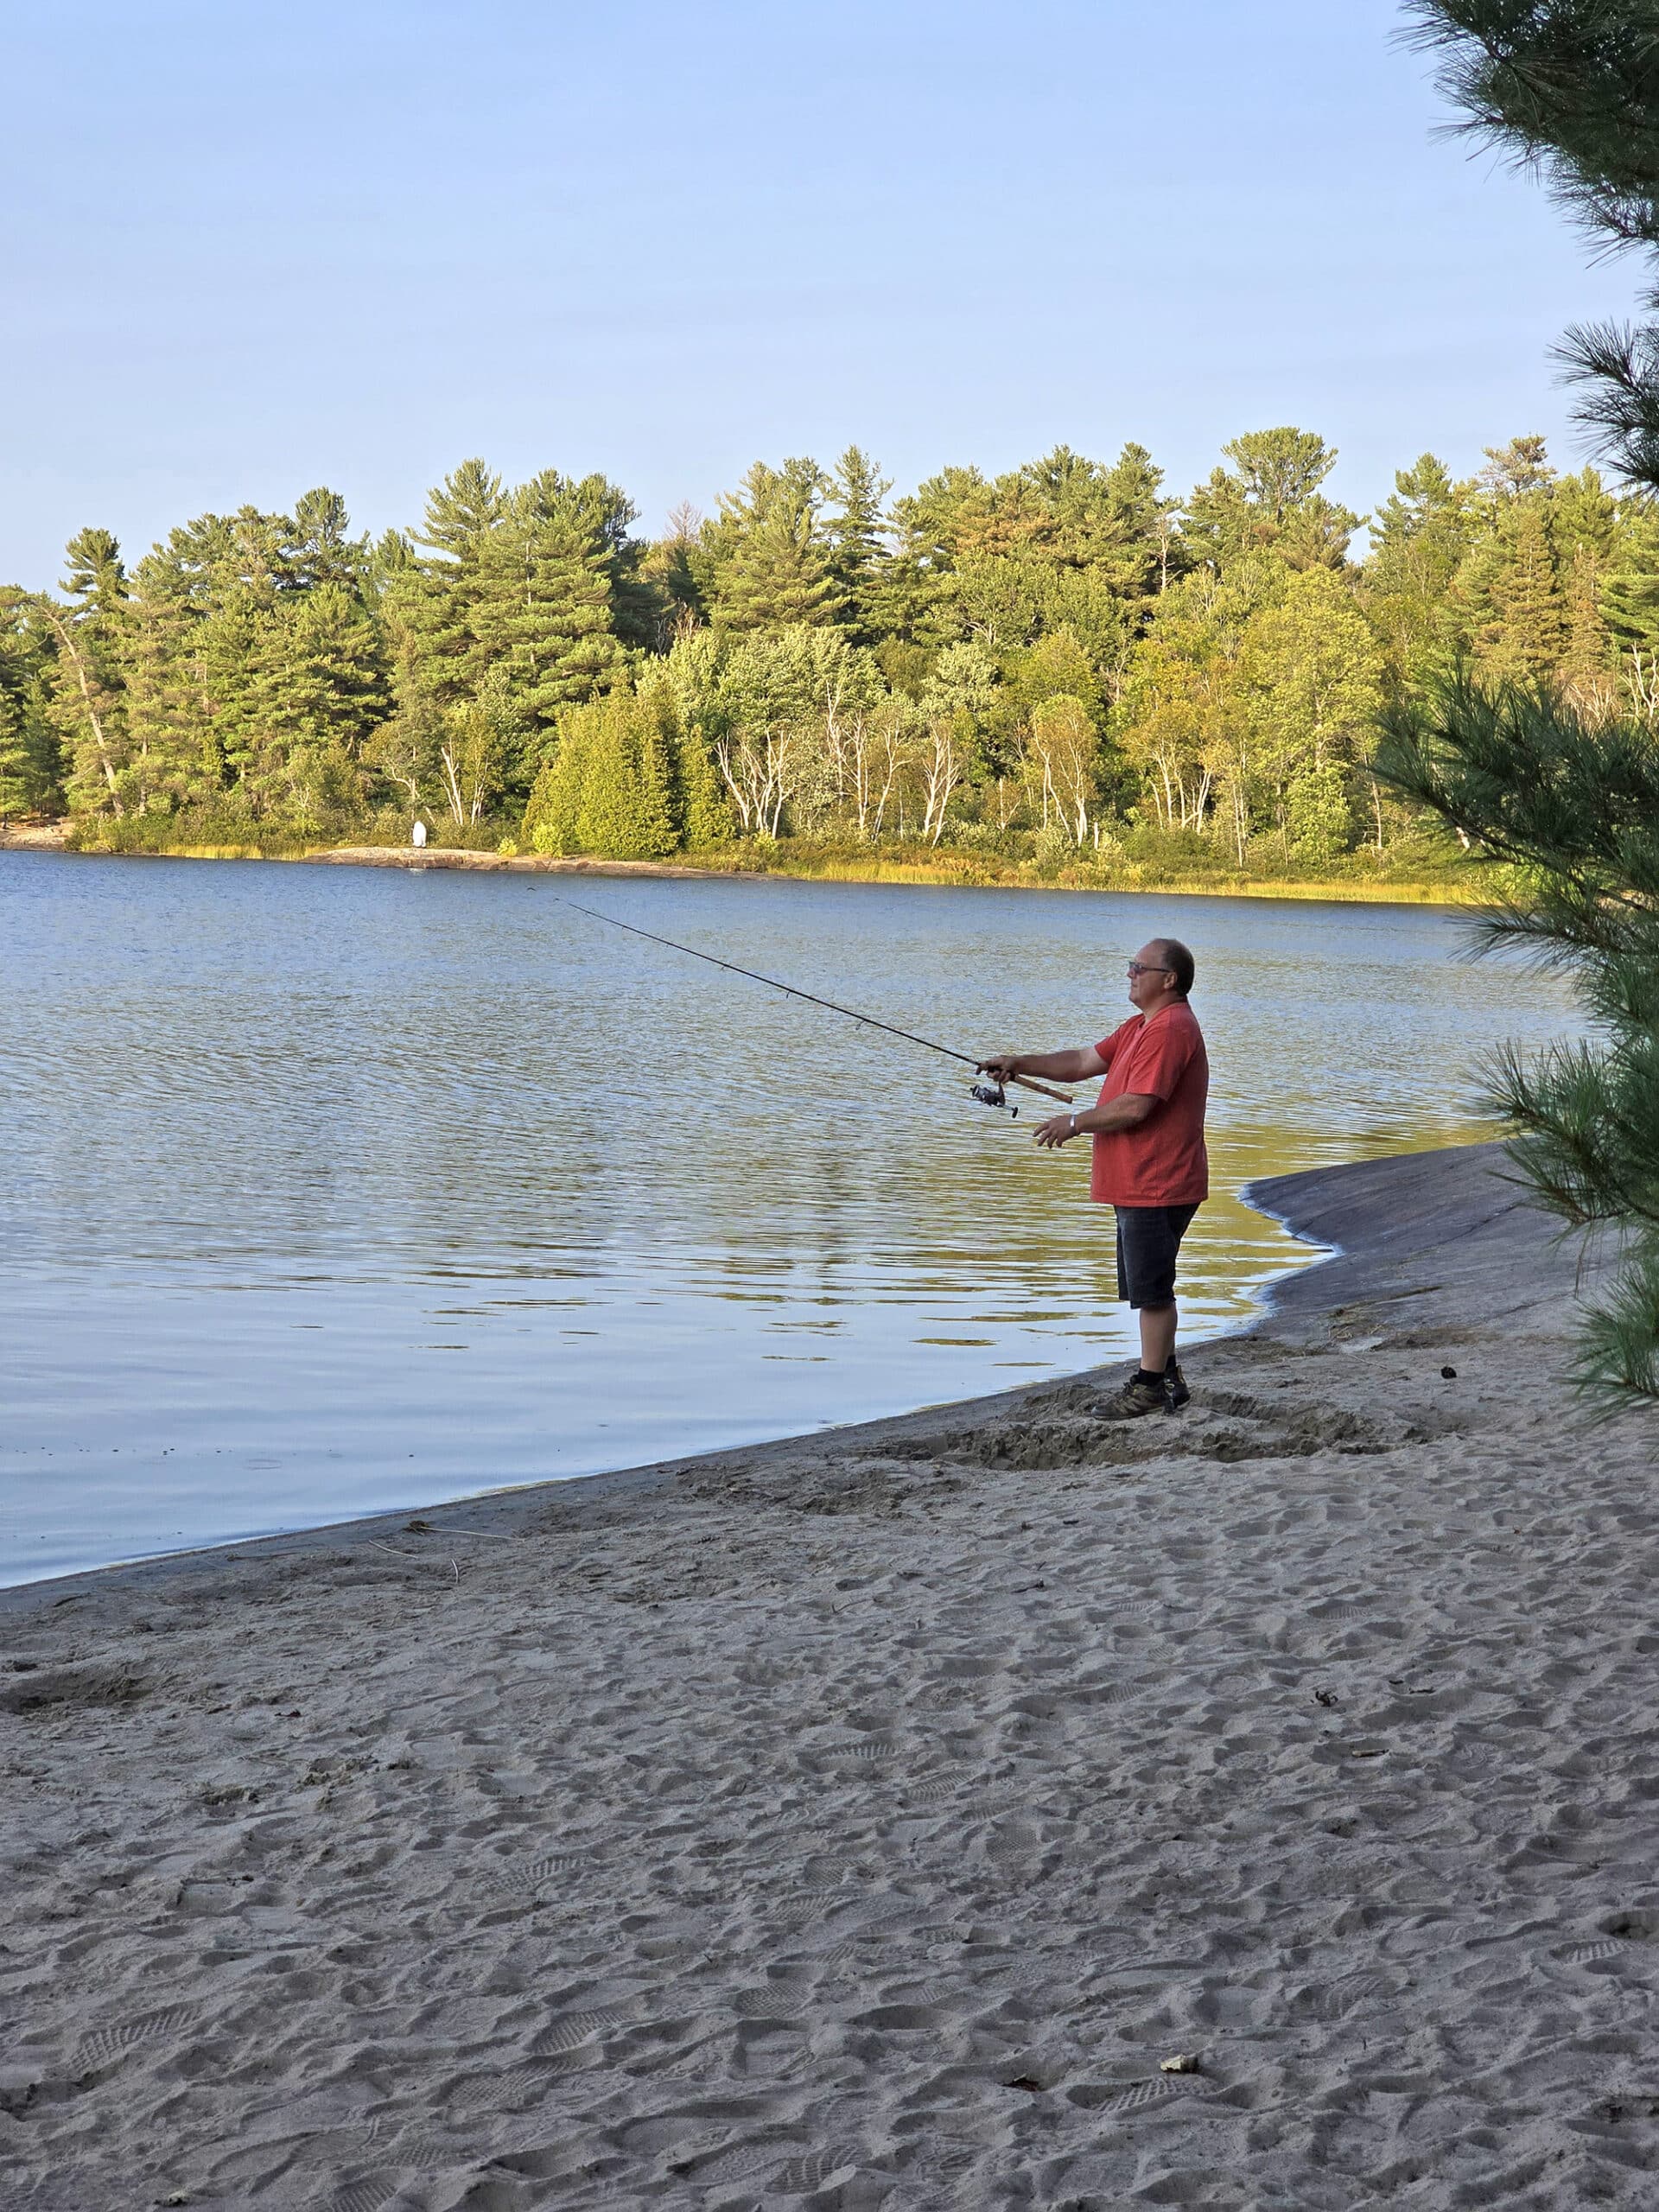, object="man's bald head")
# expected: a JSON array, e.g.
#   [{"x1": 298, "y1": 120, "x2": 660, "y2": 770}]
[{"x1": 1147, "y1": 938, "x2": 1195, "y2": 998}]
